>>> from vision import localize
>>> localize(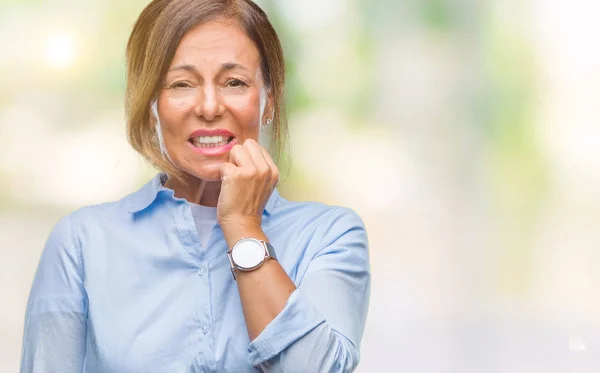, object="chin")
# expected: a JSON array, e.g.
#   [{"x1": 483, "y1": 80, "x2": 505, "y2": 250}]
[{"x1": 186, "y1": 164, "x2": 223, "y2": 182}]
